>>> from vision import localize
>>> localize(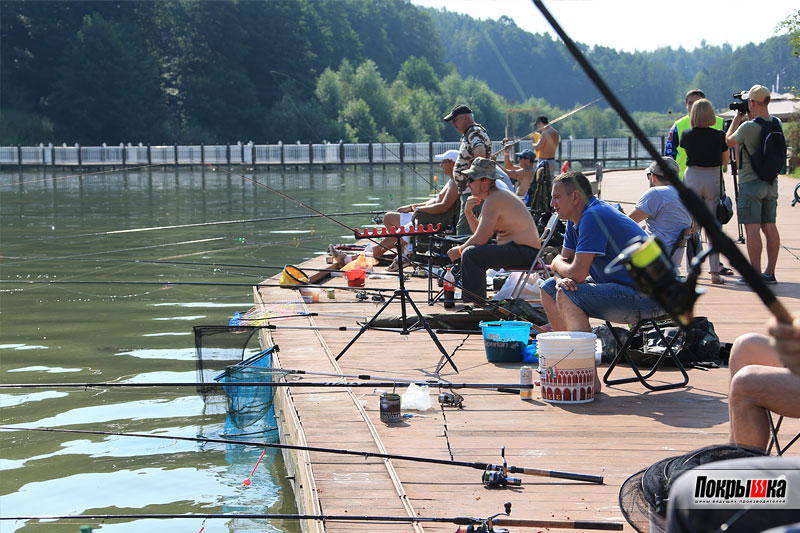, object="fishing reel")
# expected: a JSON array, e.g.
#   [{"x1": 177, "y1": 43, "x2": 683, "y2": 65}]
[
  {"x1": 454, "y1": 502, "x2": 511, "y2": 533},
  {"x1": 605, "y1": 235, "x2": 709, "y2": 329},
  {"x1": 482, "y1": 446, "x2": 521, "y2": 488},
  {"x1": 354, "y1": 291, "x2": 384, "y2": 302},
  {"x1": 438, "y1": 390, "x2": 464, "y2": 409}
]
